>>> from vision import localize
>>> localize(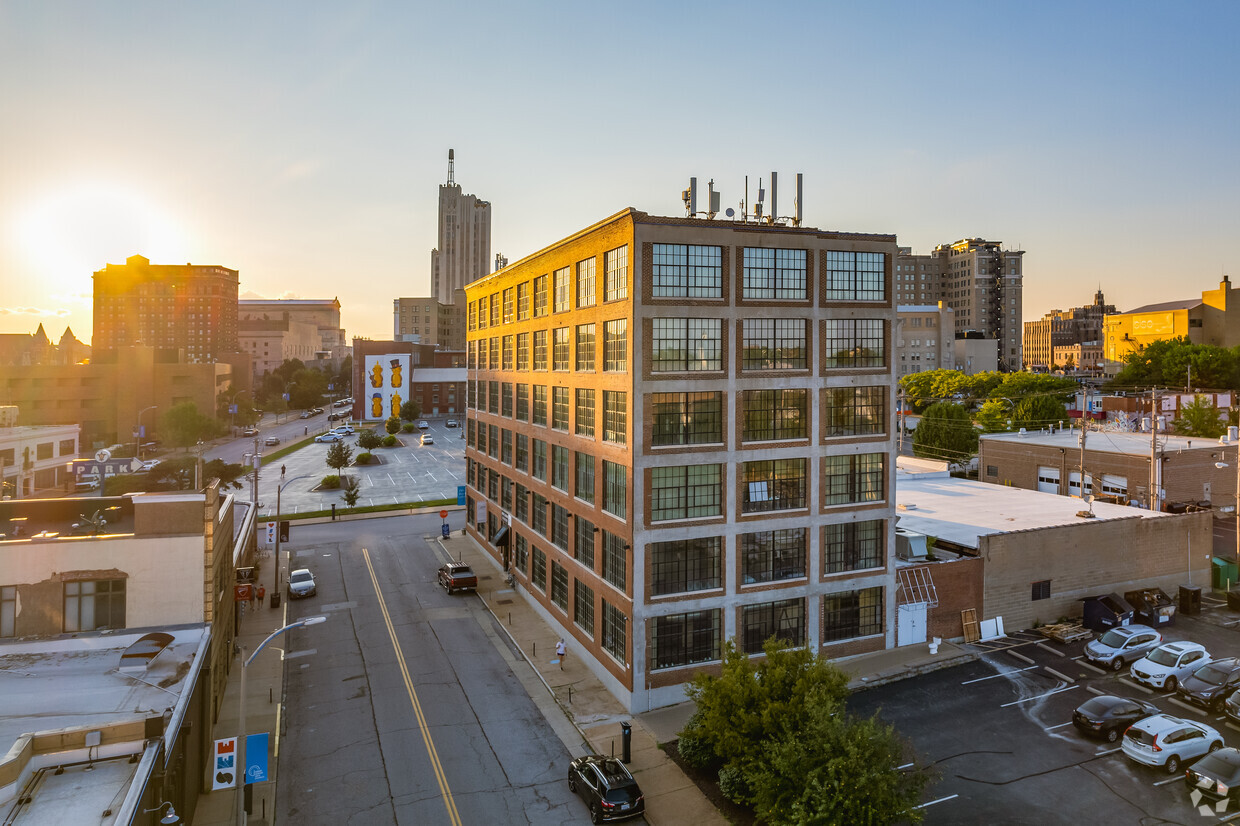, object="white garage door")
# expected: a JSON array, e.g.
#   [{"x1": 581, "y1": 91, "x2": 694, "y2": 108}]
[{"x1": 1037, "y1": 466, "x2": 1060, "y2": 494}]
